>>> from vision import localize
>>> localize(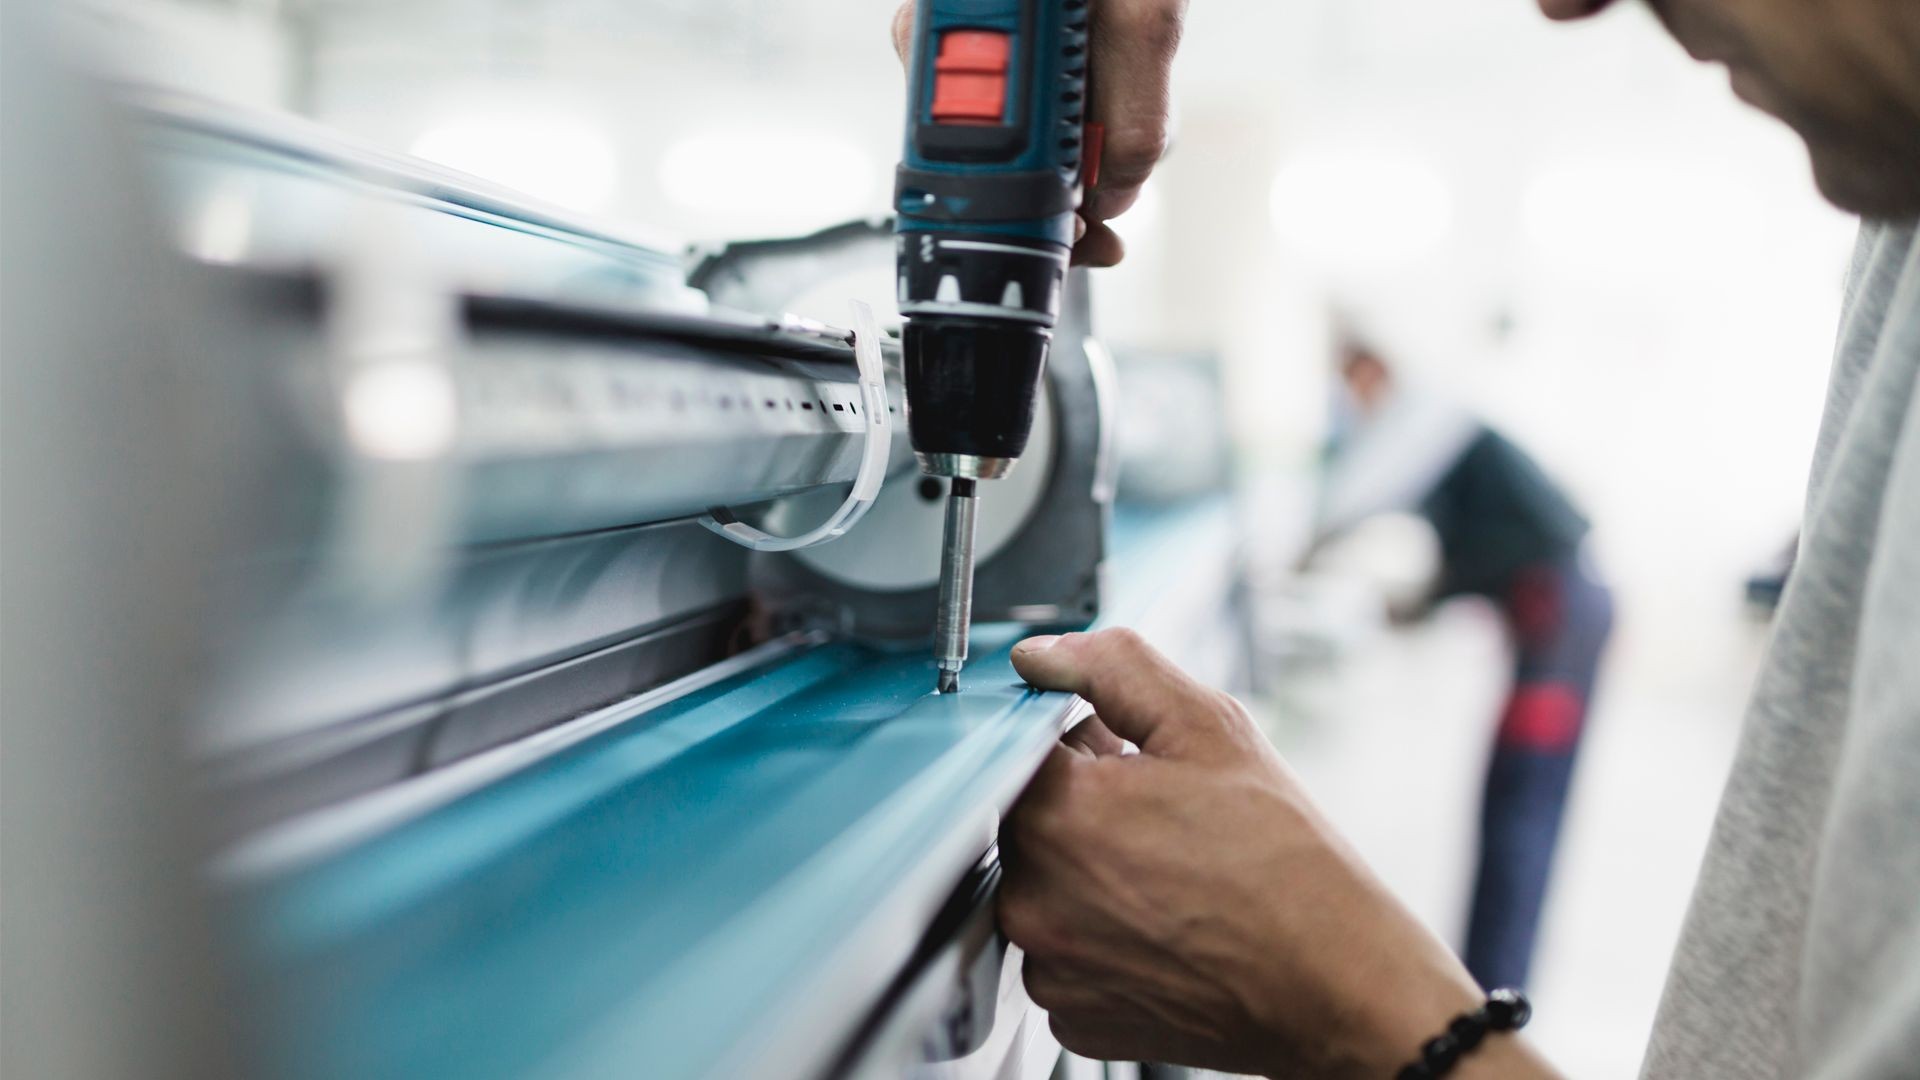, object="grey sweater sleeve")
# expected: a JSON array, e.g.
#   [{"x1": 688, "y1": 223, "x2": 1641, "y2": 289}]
[
  {"x1": 1796, "y1": 227, "x2": 1920, "y2": 1078},
  {"x1": 1641, "y1": 221, "x2": 1920, "y2": 1079}
]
